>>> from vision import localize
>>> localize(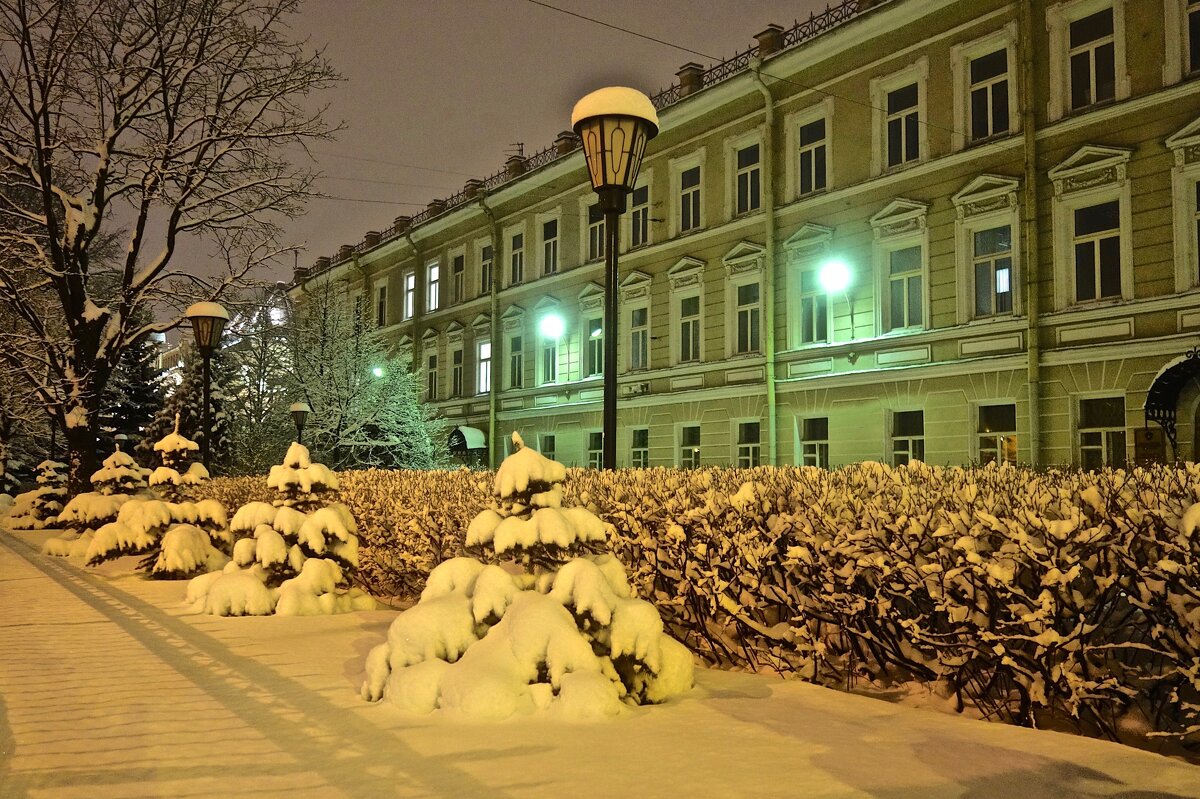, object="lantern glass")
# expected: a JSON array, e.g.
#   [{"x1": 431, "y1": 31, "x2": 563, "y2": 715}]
[{"x1": 576, "y1": 115, "x2": 652, "y2": 192}]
